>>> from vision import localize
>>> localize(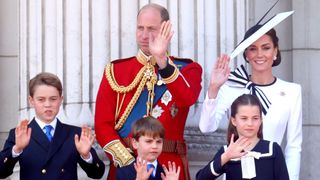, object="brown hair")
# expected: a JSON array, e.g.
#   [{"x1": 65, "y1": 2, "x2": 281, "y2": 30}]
[
  {"x1": 227, "y1": 94, "x2": 263, "y2": 144},
  {"x1": 132, "y1": 116, "x2": 165, "y2": 141},
  {"x1": 137, "y1": 3, "x2": 170, "y2": 22},
  {"x1": 29, "y1": 72, "x2": 62, "y2": 97},
  {"x1": 243, "y1": 25, "x2": 281, "y2": 67}
]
